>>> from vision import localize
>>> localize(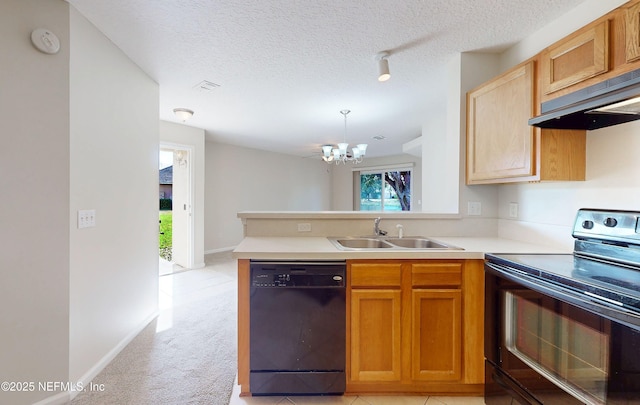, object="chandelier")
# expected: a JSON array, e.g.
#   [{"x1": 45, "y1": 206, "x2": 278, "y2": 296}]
[{"x1": 322, "y1": 109, "x2": 368, "y2": 164}]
